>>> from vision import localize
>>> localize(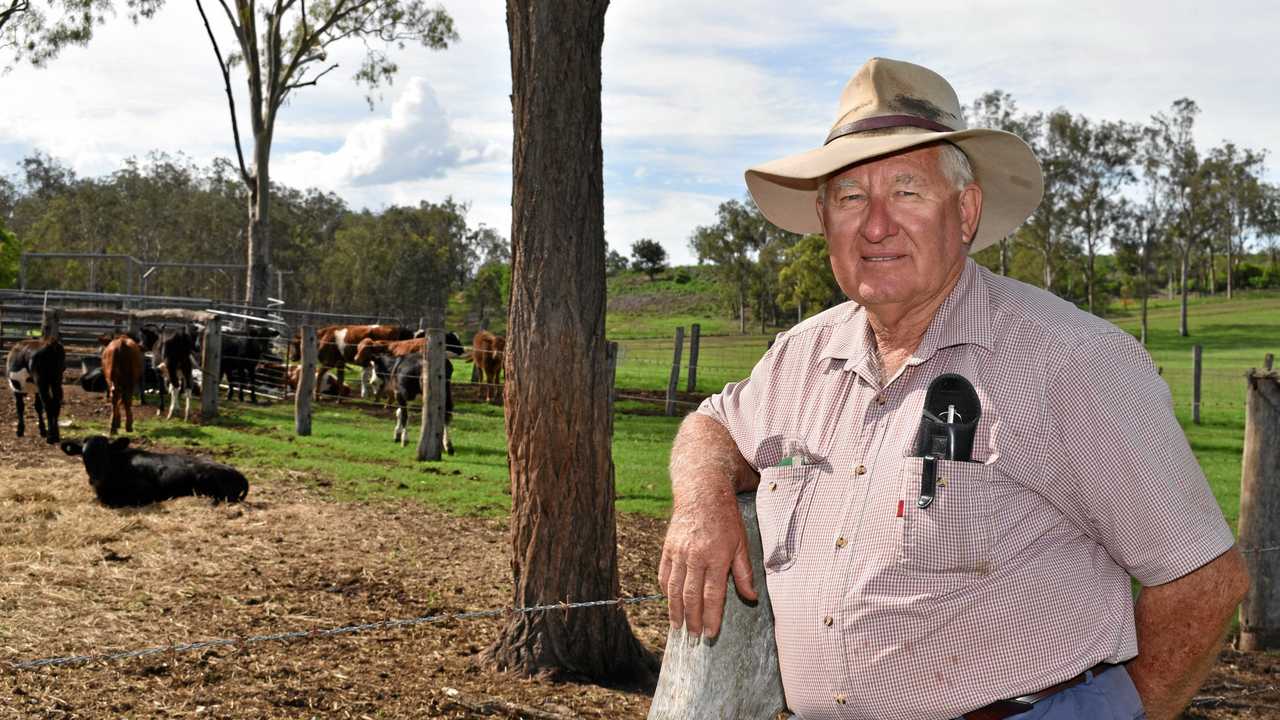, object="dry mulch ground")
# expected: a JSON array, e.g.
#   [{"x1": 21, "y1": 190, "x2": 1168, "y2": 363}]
[{"x1": 0, "y1": 387, "x2": 1276, "y2": 719}]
